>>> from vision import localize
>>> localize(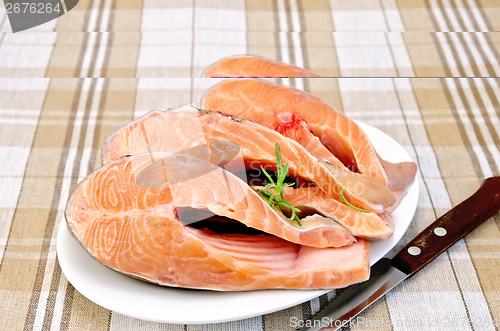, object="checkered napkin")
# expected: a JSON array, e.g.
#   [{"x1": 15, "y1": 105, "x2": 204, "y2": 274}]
[{"x1": 0, "y1": 0, "x2": 499, "y2": 330}]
